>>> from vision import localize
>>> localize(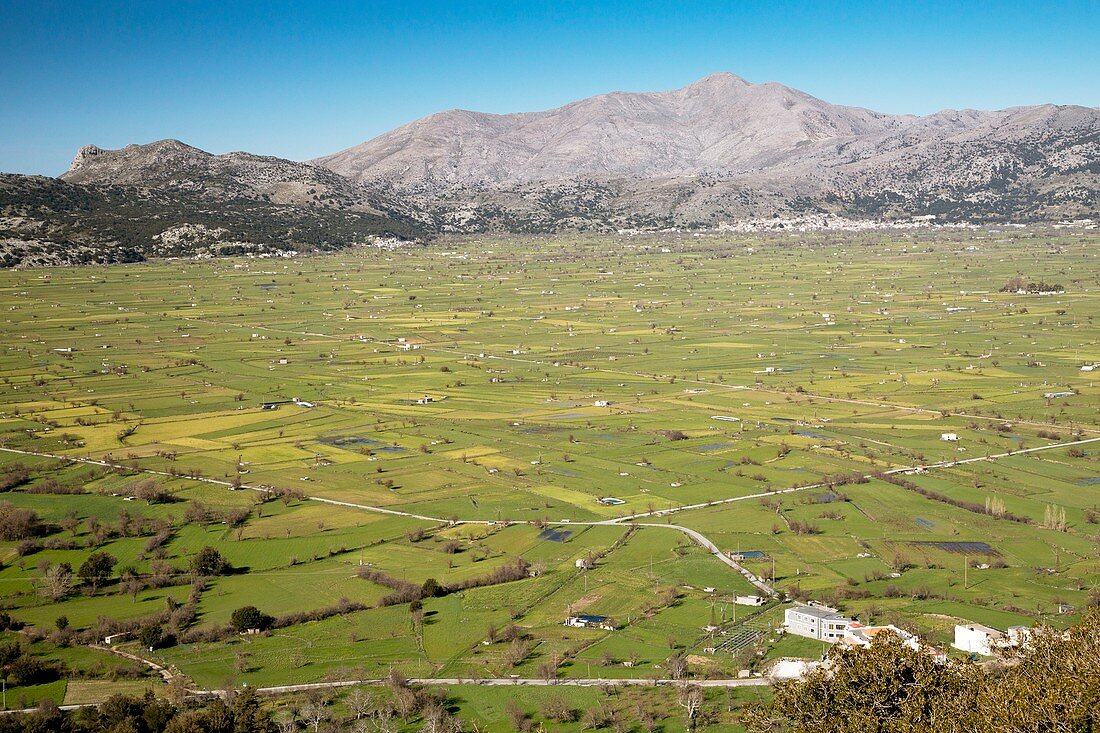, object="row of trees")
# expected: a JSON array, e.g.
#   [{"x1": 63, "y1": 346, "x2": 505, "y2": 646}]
[{"x1": 36, "y1": 546, "x2": 229, "y2": 604}]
